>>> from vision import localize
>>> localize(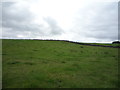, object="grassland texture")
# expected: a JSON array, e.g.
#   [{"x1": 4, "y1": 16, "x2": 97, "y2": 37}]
[{"x1": 2, "y1": 39, "x2": 119, "y2": 88}]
